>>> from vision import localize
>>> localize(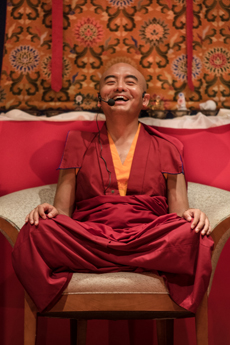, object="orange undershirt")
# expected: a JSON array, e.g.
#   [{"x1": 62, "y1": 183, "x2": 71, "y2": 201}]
[
  {"x1": 76, "y1": 123, "x2": 167, "y2": 195},
  {"x1": 108, "y1": 123, "x2": 141, "y2": 196}
]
